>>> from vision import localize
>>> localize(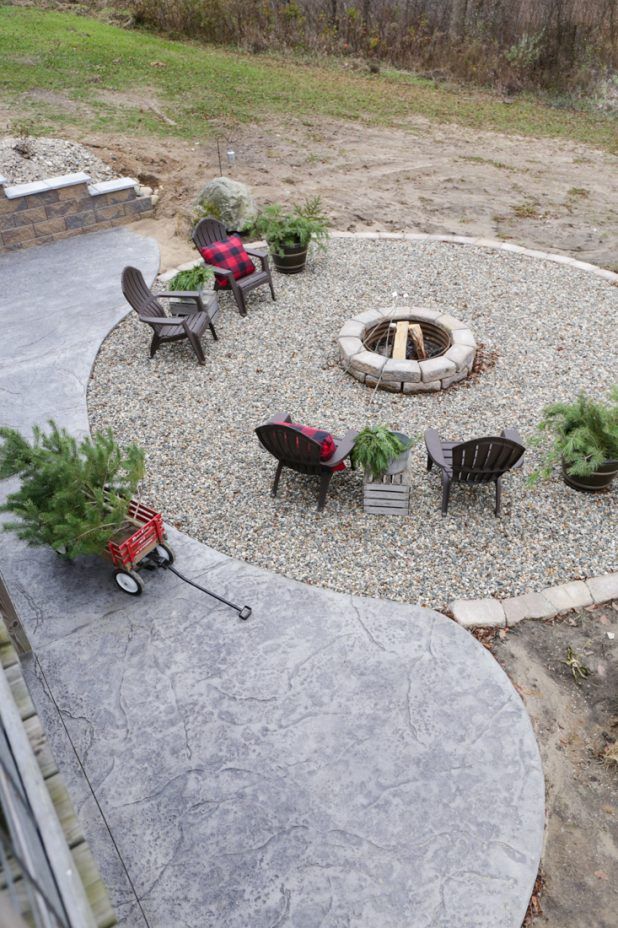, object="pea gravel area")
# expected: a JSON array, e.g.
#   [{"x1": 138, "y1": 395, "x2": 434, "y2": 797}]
[
  {"x1": 88, "y1": 239, "x2": 617, "y2": 607},
  {"x1": 0, "y1": 136, "x2": 115, "y2": 184}
]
